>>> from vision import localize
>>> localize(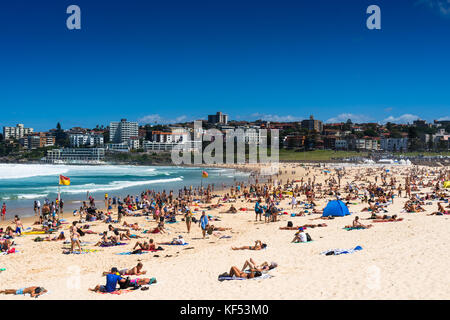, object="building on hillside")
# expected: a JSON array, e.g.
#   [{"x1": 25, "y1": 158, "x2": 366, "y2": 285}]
[
  {"x1": 301, "y1": 115, "x2": 323, "y2": 133},
  {"x1": 380, "y1": 138, "x2": 408, "y2": 152},
  {"x1": 283, "y1": 135, "x2": 306, "y2": 148},
  {"x1": 19, "y1": 132, "x2": 55, "y2": 150},
  {"x1": 335, "y1": 139, "x2": 348, "y2": 150},
  {"x1": 107, "y1": 143, "x2": 130, "y2": 152},
  {"x1": 69, "y1": 133, "x2": 104, "y2": 147},
  {"x1": 208, "y1": 112, "x2": 228, "y2": 125},
  {"x1": 109, "y1": 119, "x2": 139, "y2": 144},
  {"x1": 143, "y1": 140, "x2": 201, "y2": 152},
  {"x1": 45, "y1": 148, "x2": 105, "y2": 163},
  {"x1": 3, "y1": 124, "x2": 34, "y2": 141}
]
